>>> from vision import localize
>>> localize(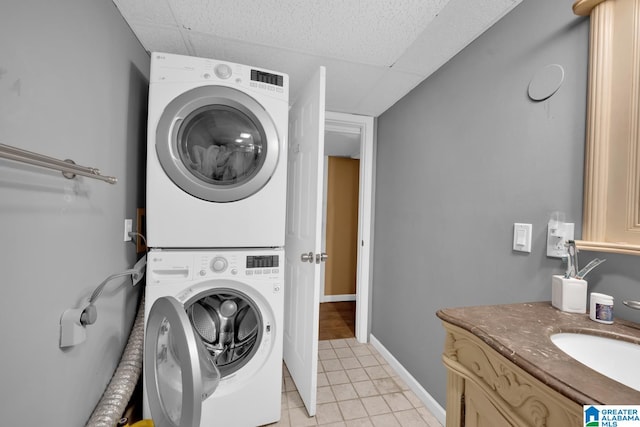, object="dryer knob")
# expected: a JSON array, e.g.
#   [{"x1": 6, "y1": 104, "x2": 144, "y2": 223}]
[
  {"x1": 211, "y1": 257, "x2": 228, "y2": 273},
  {"x1": 214, "y1": 64, "x2": 232, "y2": 79}
]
